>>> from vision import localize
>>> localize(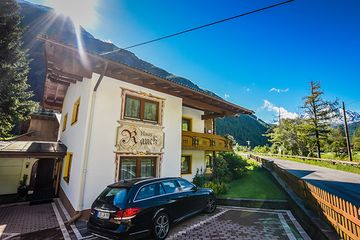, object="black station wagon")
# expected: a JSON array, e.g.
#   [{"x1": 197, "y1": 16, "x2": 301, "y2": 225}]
[{"x1": 87, "y1": 177, "x2": 216, "y2": 239}]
